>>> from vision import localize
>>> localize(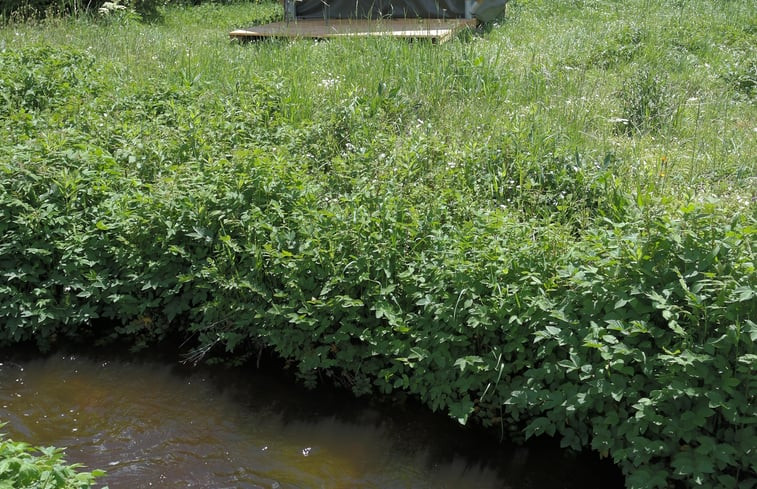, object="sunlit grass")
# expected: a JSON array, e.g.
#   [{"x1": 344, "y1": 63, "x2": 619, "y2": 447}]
[{"x1": 2, "y1": 0, "x2": 753, "y2": 212}]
